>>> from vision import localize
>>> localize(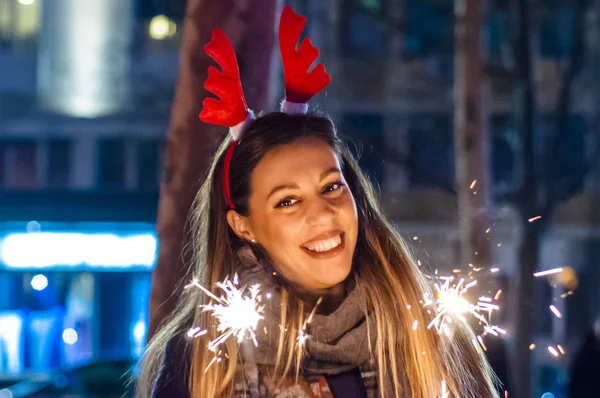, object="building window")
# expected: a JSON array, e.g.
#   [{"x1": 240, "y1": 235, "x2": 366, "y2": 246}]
[
  {"x1": 0, "y1": 0, "x2": 41, "y2": 47},
  {"x1": 4, "y1": 140, "x2": 37, "y2": 189},
  {"x1": 341, "y1": 0, "x2": 387, "y2": 58},
  {"x1": 137, "y1": 139, "x2": 163, "y2": 190},
  {"x1": 492, "y1": 136, "x2": 515, "y2": 191},
  {"x1": 407, "y1": 115, "x2": 453, "y2": 188},
  {"x1": 340, "y1": 113, "x2": 384, "y2": 183},
  {"x1": 405, "y1": 0, "x2": 453, "y2": 57},
  {"x1": 98, "y1": 139, "x2": 125, "y2": 189},
  {"x1": 539, "y1": 3, "x2": 576, "y2": 58},
  {"x1": 486, "y1": 8, "x2": 507, "y2": 62},
  {"x1": 47, "y1": 139, "x2": 71, "y2": 188},
  {"x1": 491, "y1": 115, "x2": 518, "y2": 193},
  {"x1": 540, "y1": 114, "x2": 586, "y2": 184}
]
